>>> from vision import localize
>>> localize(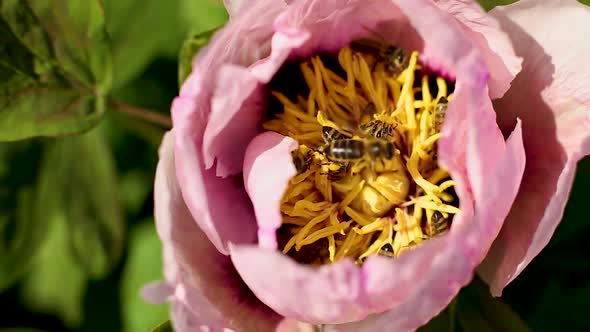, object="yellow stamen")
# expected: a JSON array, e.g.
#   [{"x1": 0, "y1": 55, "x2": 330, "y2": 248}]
[{"x1": 264, "y1": 43, "x2": 459, "y2": 264}]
